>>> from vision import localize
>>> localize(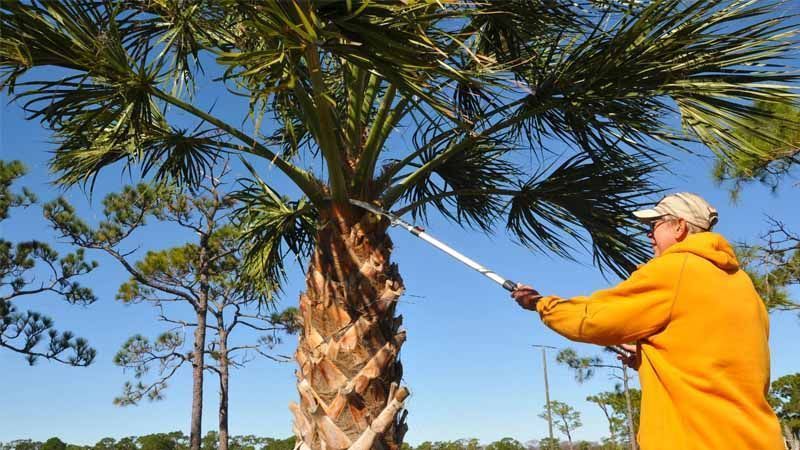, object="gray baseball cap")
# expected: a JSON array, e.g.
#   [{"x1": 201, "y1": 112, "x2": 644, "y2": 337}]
[{"x1": 633, "y1": 192, "x2": 719, "y2": 231}]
